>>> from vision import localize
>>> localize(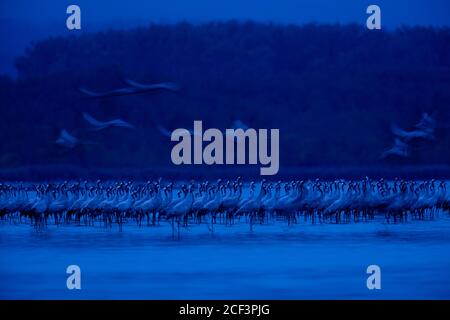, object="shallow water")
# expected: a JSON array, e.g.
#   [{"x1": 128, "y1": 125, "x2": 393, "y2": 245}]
[{"x1": 1, "y1": 213, "x2": 450, "y2": 300}]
